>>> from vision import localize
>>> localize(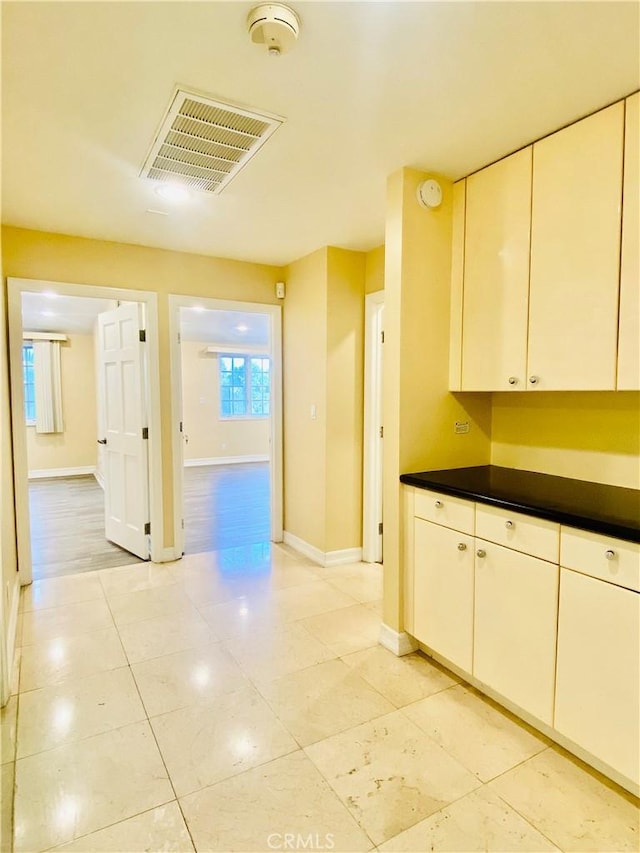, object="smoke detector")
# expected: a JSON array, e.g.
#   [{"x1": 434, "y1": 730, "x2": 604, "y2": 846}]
[{"x1": 247, "y1": 4, "x2": 300, "y2": 56}]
